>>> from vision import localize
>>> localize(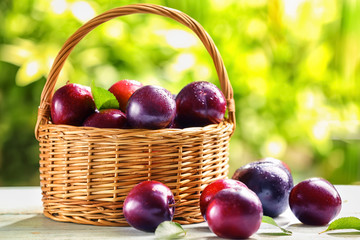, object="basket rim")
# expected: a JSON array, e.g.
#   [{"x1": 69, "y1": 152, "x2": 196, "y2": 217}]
[
  {"x1": 37, "y1": 119, "x2": 234, "y2": 137},
  {"x1": 34, "y1": 3, "x2": 236, "y2": 140}
]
